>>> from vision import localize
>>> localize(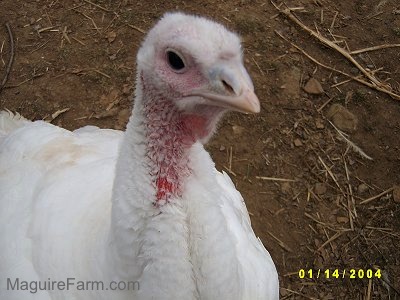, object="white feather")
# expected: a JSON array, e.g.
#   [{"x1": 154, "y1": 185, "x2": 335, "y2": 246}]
[
  {"x1": 0, "y1": 116, "x2": 278, "y2": 299},
  {"x1": 0, "y1": 12, "x2": 278, "y2": 300}
]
